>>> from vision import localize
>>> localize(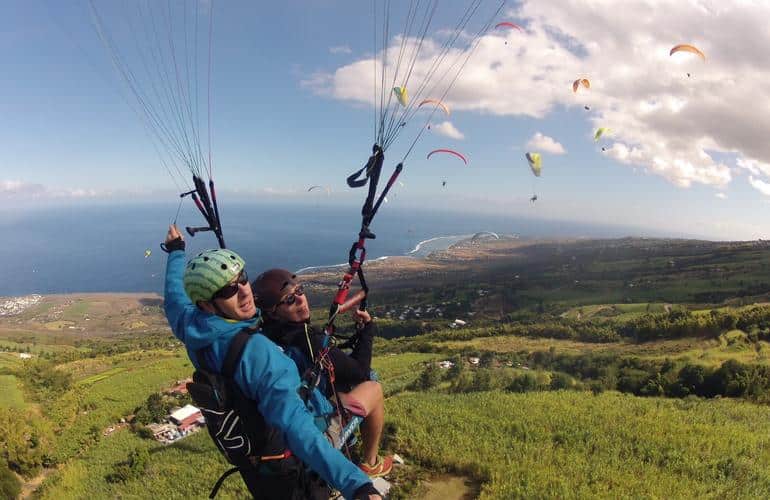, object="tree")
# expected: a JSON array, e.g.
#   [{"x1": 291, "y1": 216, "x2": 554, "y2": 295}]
[
  {"x1": 507, "y1": 373, "x2": 539, "y2": 393},
  {"x1": 480, "y1": 352, "x2": 496, "y2": 368},
  {"x1": 415, "y1": 364, "x2": 441, "y2": 390},
  {"x1": 106, "y1": 448, "x2": 150, "y2": 484},
  {"x1": 472, "y1": 369, "x2": 494, "y2": 392},
  {"x1": 0, "y1": 467, "x2": 21, "y2": 500},
  {"x1": 447, "y1": 355, "x2": 464, "y2": 380},
  {"x1": 549, "y1": 372, "x2": 572, "y2": 391}
]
